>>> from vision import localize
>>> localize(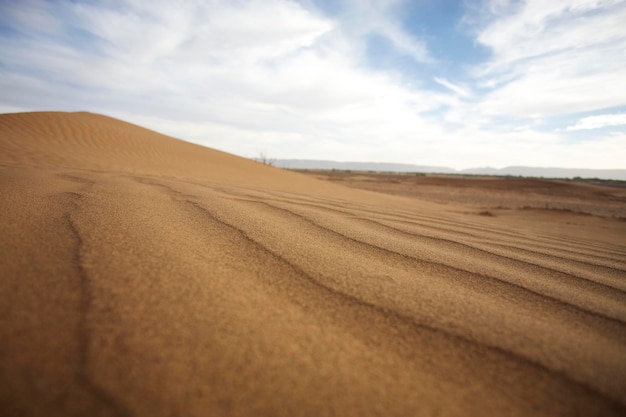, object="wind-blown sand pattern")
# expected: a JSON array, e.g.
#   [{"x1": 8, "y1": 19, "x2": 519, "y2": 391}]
[{"x1": 1, "y1": 112, "x2": 625, "y2": 416}]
